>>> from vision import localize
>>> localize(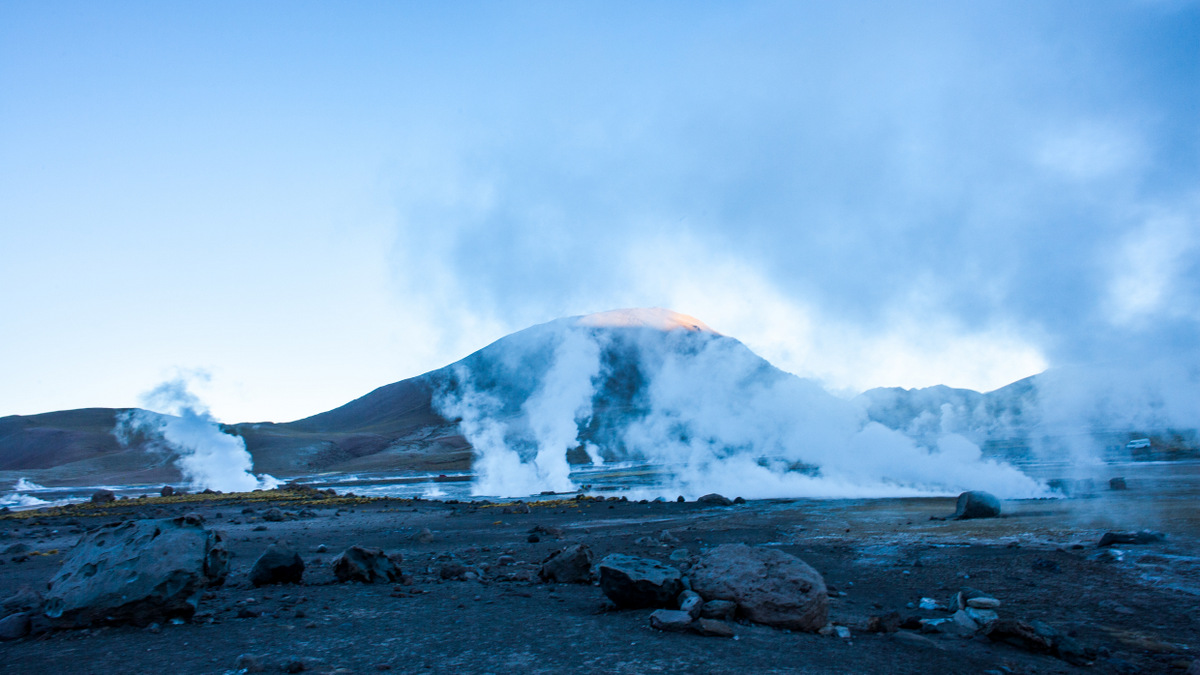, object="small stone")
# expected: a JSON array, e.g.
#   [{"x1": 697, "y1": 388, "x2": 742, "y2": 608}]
[
  {"x1": 967, "y1": 597, "x2": 1001, "y2": 610},
  {"x1": 694, "y1": 618, "x2": 734, "y2": 637},
  {"x1": 678, "y1": 590, "x2": 703, "y2": 619},
  {"x1": 649, "y1": 609, "x2": 694, "y2": 632},
  {"x1": 965, "y1": 607, "x2": 999, "y2": 626},
  {"x1": 951, "y1": 610, "x2": 979, "y2": 634},
  {"x1": 439, "y1": 563, "x2": 468, "y2": 580},
  {"x1": 315, "y1": 545, "x2": 328, "y2": 553},
  {"x1": 699, "y1": 599, "x2": 737, "y2": 620},
  {"x1": 834, "y1": 625, "x2": 851, "y2": 639},
  {"x1": 235, "y1": 653, "x2": 267, "y2": 673},
  {"x1": 866, "y1": 612, "x2": 901, "y2": 634},
  {"x1": 918, "y1": 597, "x2": 941, "y2": 610},
  {"x1": 527, "y1": 534, "x2": 540, "y2": 543},
  {"x1": 497, "y1": 555, "x2": 516, "y2": 566}
]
